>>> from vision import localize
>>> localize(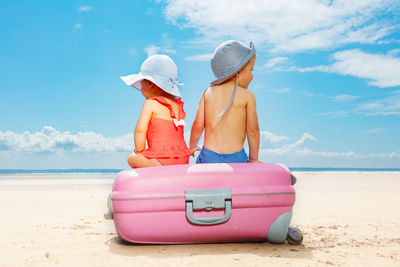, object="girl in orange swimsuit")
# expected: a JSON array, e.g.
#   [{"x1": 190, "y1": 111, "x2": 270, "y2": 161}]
[{"x1": 120, "y1": 54, "x2": 190, "y2": 168}]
